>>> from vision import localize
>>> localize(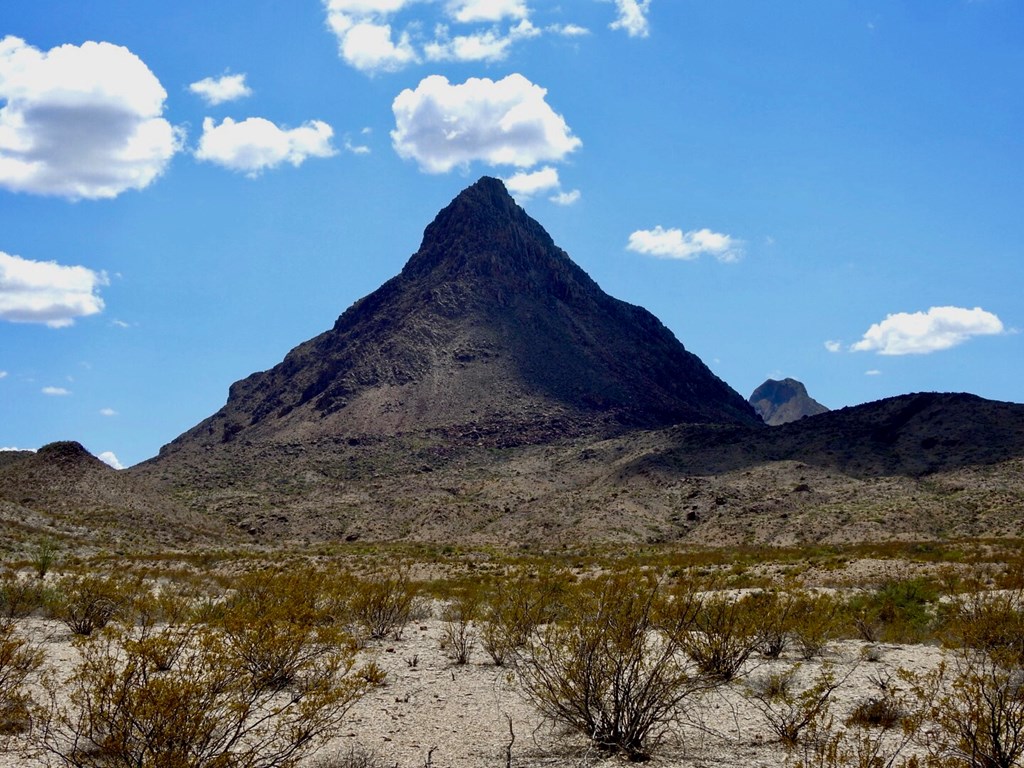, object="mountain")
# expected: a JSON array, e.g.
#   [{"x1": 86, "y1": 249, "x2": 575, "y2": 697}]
[
  {"x1": 749, "y1": 378, "x2": 829, "y2": 425},
  {"x1": 156, "y1": 177, "x2": 760, "y2": 459},
  {"x1": 113, "y1": 179, "x2": 1024, "y2": 548},
  {"x1": 0, "y1": 442, "x2": 225, "y2": 552}
]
